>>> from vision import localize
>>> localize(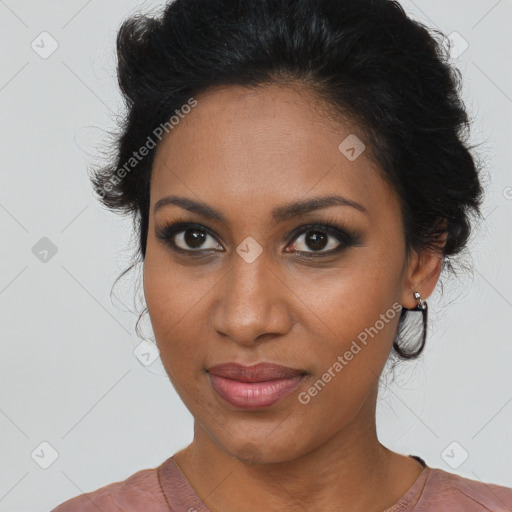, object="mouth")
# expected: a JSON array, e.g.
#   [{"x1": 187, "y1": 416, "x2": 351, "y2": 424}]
[{"x1": 206, "y1": 362, "x2": 307, "y2": 410}]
